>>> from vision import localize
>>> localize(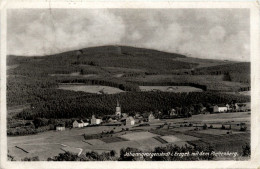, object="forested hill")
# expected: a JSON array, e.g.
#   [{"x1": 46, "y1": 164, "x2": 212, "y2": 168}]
[
  {"x1": 7, "y1": 46, "x2": 251, "y2": 135},
  {"x1": 7, "y1": 45, "x2": 250, "y2": 108}
]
